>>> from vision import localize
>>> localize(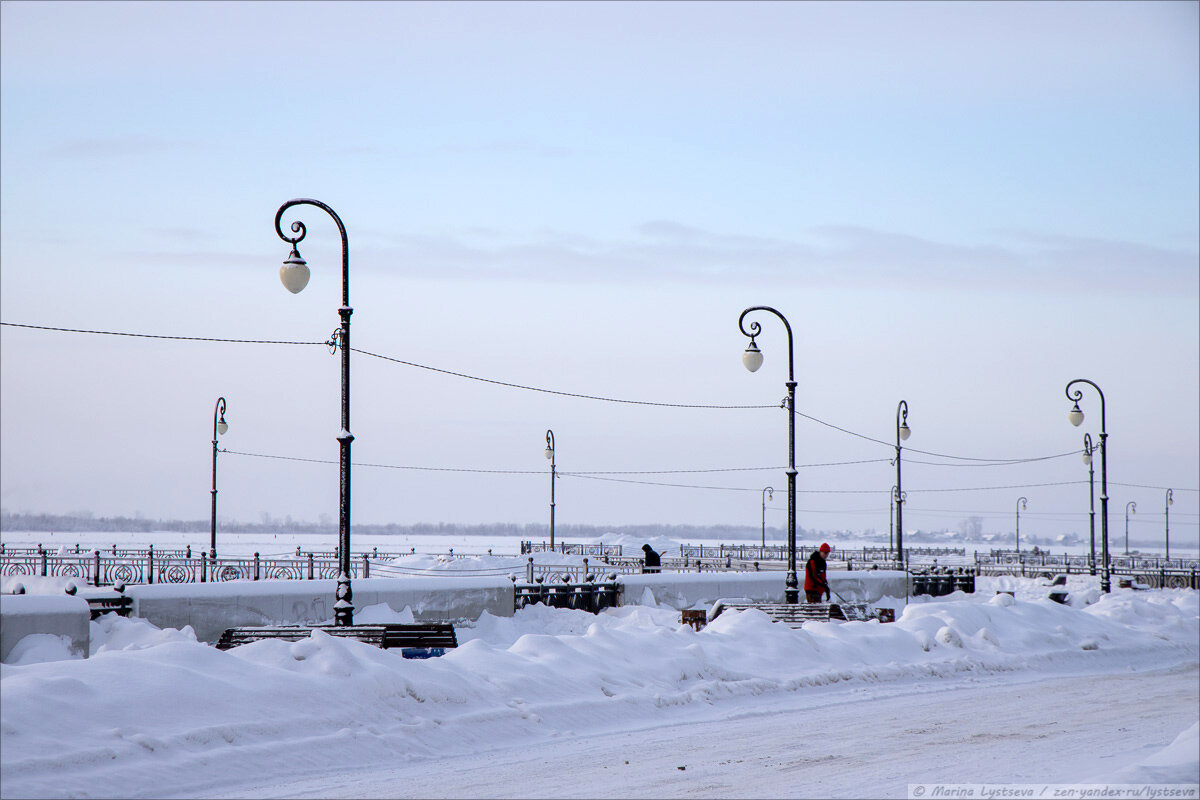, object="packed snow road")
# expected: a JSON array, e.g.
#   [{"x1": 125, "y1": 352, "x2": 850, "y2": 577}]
[{"x1": 212, "y1": 663, "x2": 1198, "y2": 799}]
